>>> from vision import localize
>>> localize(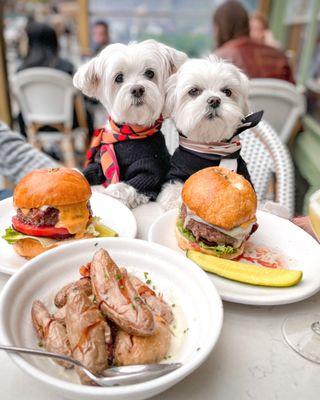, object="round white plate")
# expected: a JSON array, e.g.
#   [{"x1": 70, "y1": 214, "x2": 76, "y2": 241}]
[
  {"x1": 0, "y1": 192, "x2": 137, "y2": 275},
  {"x1": 0, "y1": 238, "x2": 223, "y2": 400},
  {"x1": 148, "y1": 209, "x2": 320, "y2": 306}
]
